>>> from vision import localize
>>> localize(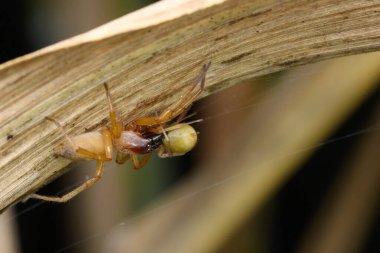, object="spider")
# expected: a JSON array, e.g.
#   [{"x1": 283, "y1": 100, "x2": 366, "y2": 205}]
[{"x1": 30, "y1": 62, "x2": 211, "y2": 202}]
